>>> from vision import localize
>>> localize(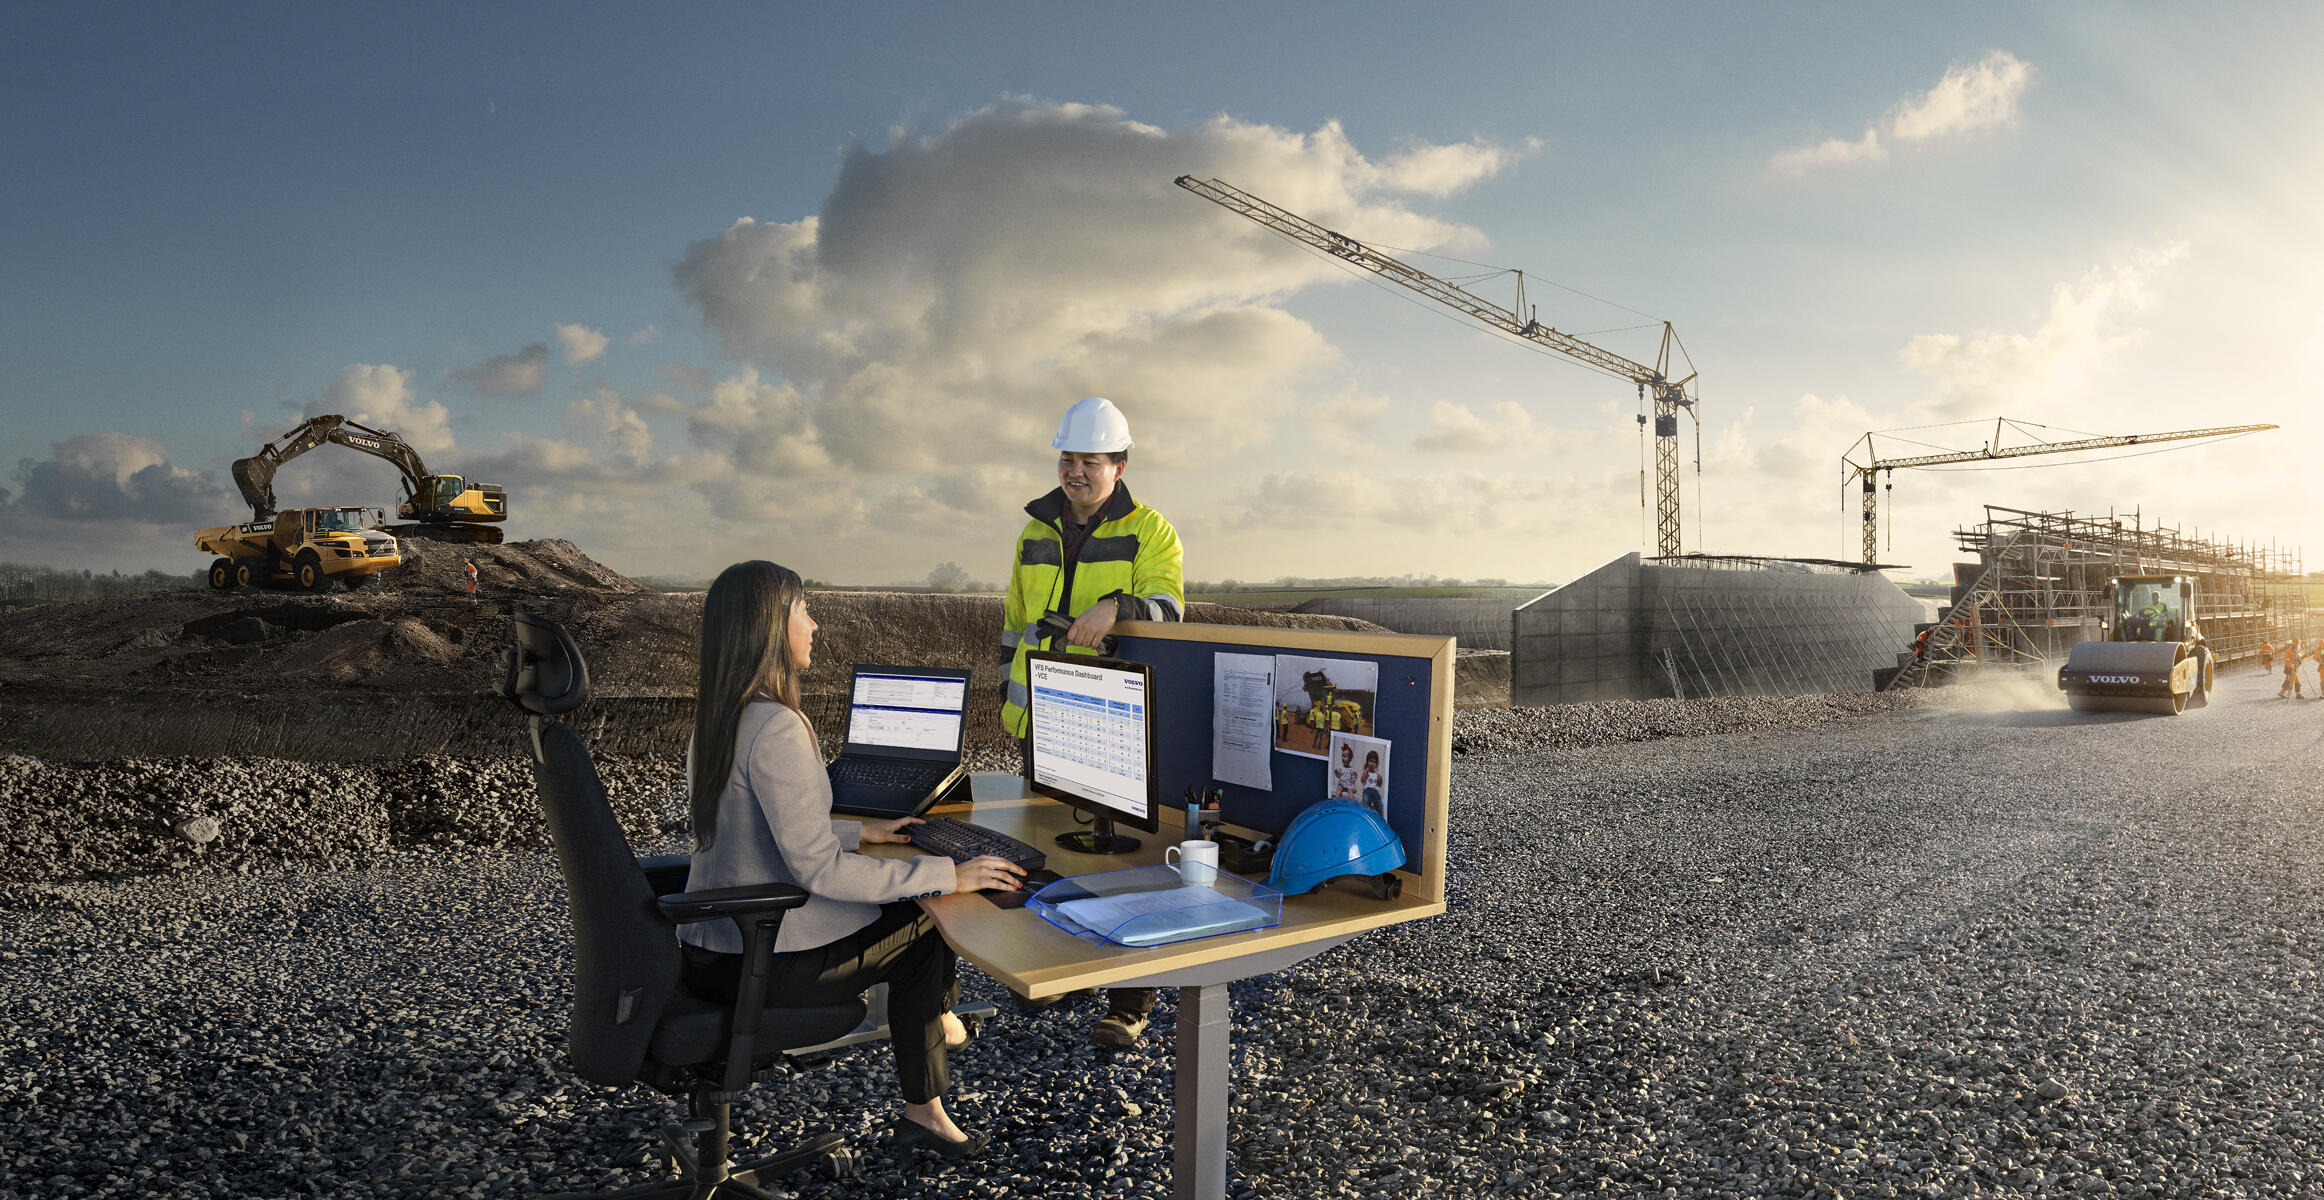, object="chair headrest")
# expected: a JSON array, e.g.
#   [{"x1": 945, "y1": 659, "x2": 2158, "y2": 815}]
[{"x1": 498, "y1": 611, "x2": 591, "y2": 716}]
